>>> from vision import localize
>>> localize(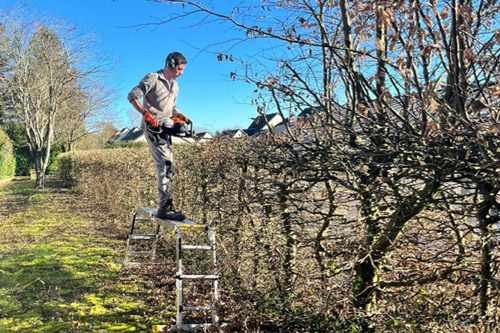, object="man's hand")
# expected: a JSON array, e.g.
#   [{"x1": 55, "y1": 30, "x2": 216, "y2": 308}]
[
  {"x1": 179, "y1": 113, "x2": 192, "y2": 125},
  {"x1": 143, "y1": 111, "x2": 159, "y2": 128}
]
